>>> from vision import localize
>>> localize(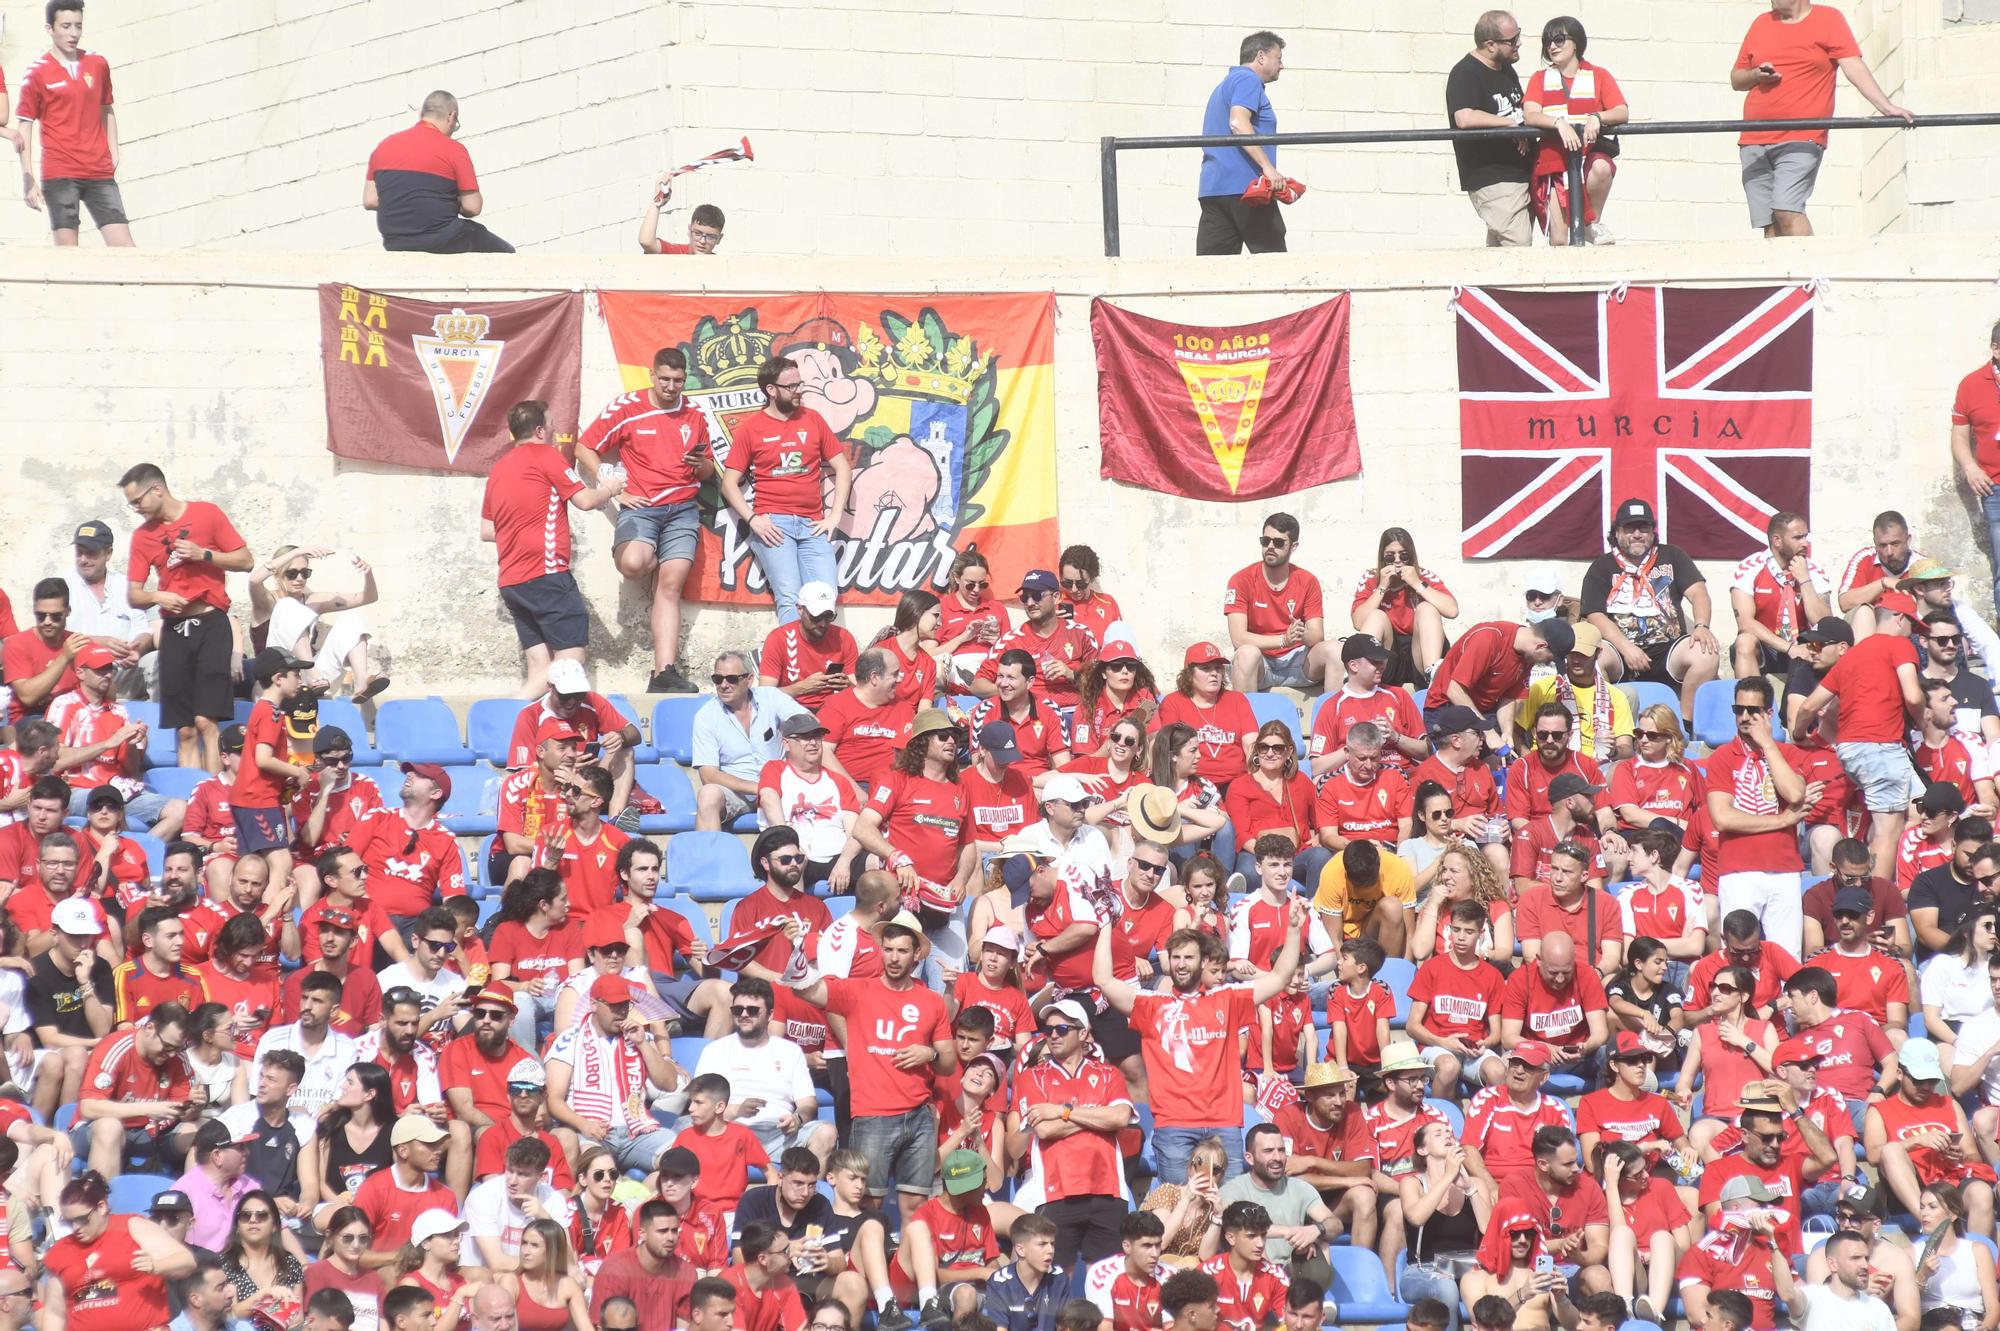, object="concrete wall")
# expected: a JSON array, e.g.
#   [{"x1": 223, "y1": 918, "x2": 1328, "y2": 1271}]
[
  {"x1": 3, "y1": 0, "x2": 1993, "y2": 257},
  {"x1": 3, "y1": 237, "x2": 1998, "y2": 701}
]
